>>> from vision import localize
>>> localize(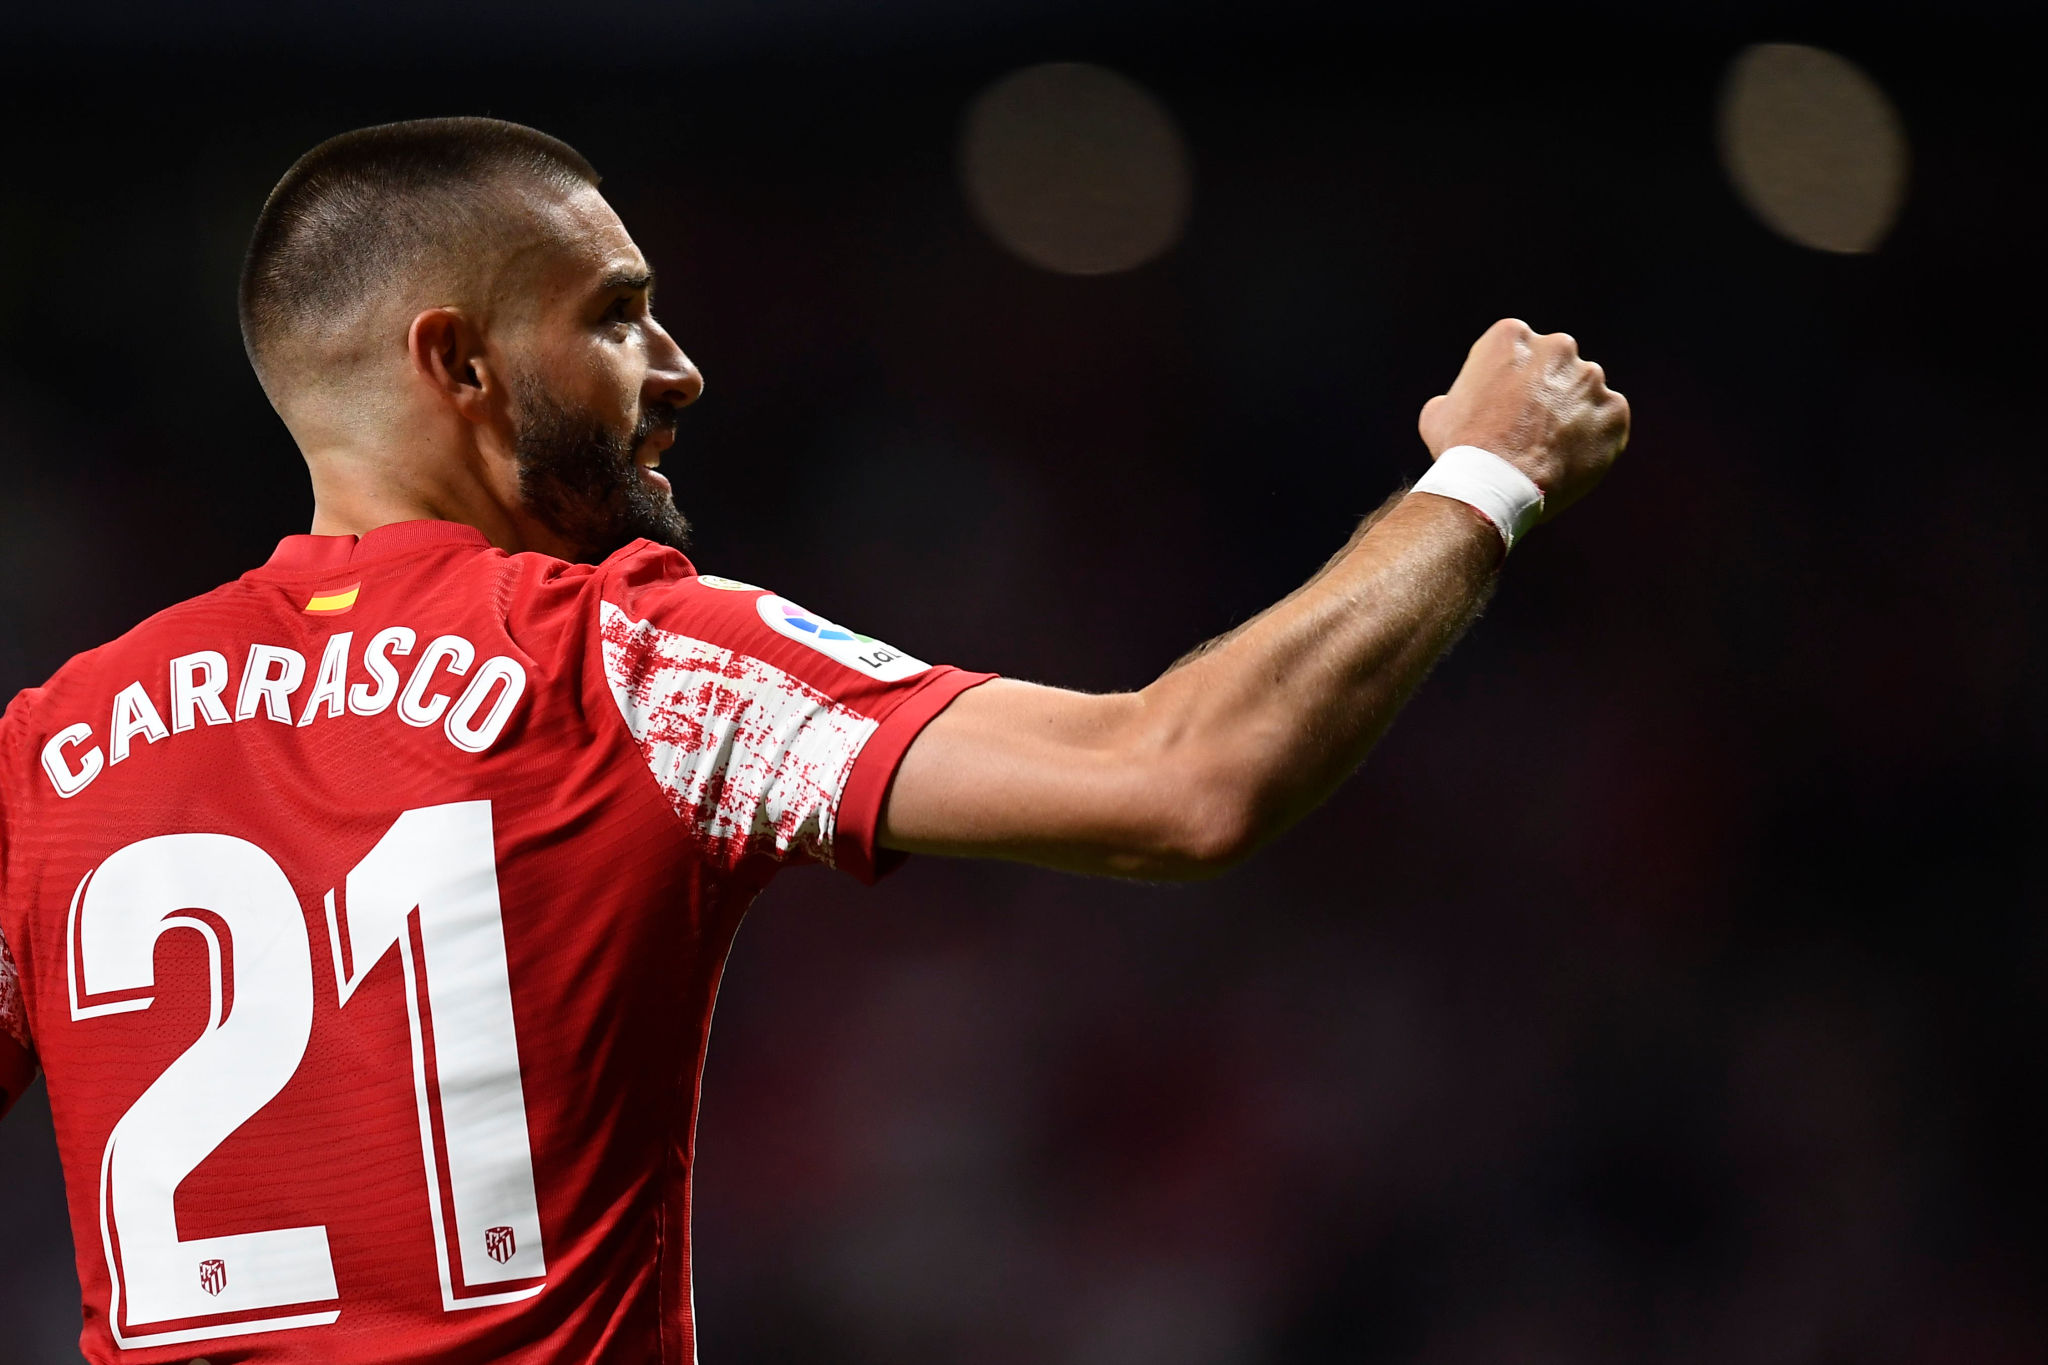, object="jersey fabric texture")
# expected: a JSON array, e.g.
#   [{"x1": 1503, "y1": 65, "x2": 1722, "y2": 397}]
[{"x1": 0, "y1": 519, "x2": 992, "y2": 1364}]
